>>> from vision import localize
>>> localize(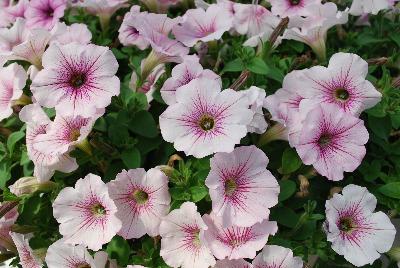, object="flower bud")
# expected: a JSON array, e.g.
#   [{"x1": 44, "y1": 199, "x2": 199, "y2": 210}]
[{"x1": 9, "y1": 177, "x2": 56, "y2": 196}]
